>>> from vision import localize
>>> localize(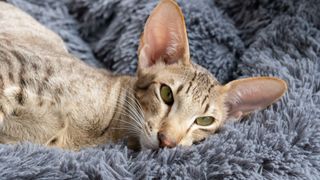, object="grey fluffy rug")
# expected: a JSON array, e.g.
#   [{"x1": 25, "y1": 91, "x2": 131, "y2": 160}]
[{"x1": 1, "y1": 0, "x2": 319, "y2": 179}]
